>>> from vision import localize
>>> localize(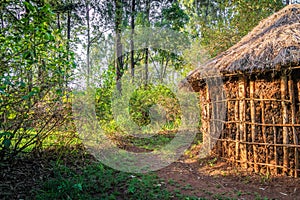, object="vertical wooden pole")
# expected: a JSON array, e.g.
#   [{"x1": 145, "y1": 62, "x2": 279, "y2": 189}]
[
  {"x1": 281, "y1": 74, "x2": 289, "y2": 174},
  {"x1": 260, "y1": 94, "x2": 265, "y2": 173},
  {"x1": 214, "y1": 82, "x2": 225, "y2": 156},
  {"x1": 298, "y1": 81, "x2": 300, "y2": 112},
  {"x1": 215, "y1": 94, "x2": 222, "y2": 156},
  {"x1": 297, "y1": 81, "x2": 300, "y2": 176},
  {"x1": 200, "y1": 87, "x2": 211, "y2": 158},
  {"x1": 235, "y1": 95, "x2": 240, "y2": 163},
  {"x1": 206, "y1": 85, "x2": 211, "y2": 154},
  {"x1": 226, "y1": 100, "x2": 230, "y2": 157},
  {"x1": 211, "y1": 87, "x2": 217, "y2": 154},
  {"x1": 288, "y1": 76, "x2": 298, "y2": 177},
  {"x1": 250, "y1": 80, "x2": 259, "y2": 172},
  {"x1": 272, "y1": 116, "x2": 278, "y2": 175},
  {"x1": 260, "y1": 93, "x2": 269, "y2": 174},
  {"x1": 239, "y1": 76, "x2": 247, "y2": 168}
]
